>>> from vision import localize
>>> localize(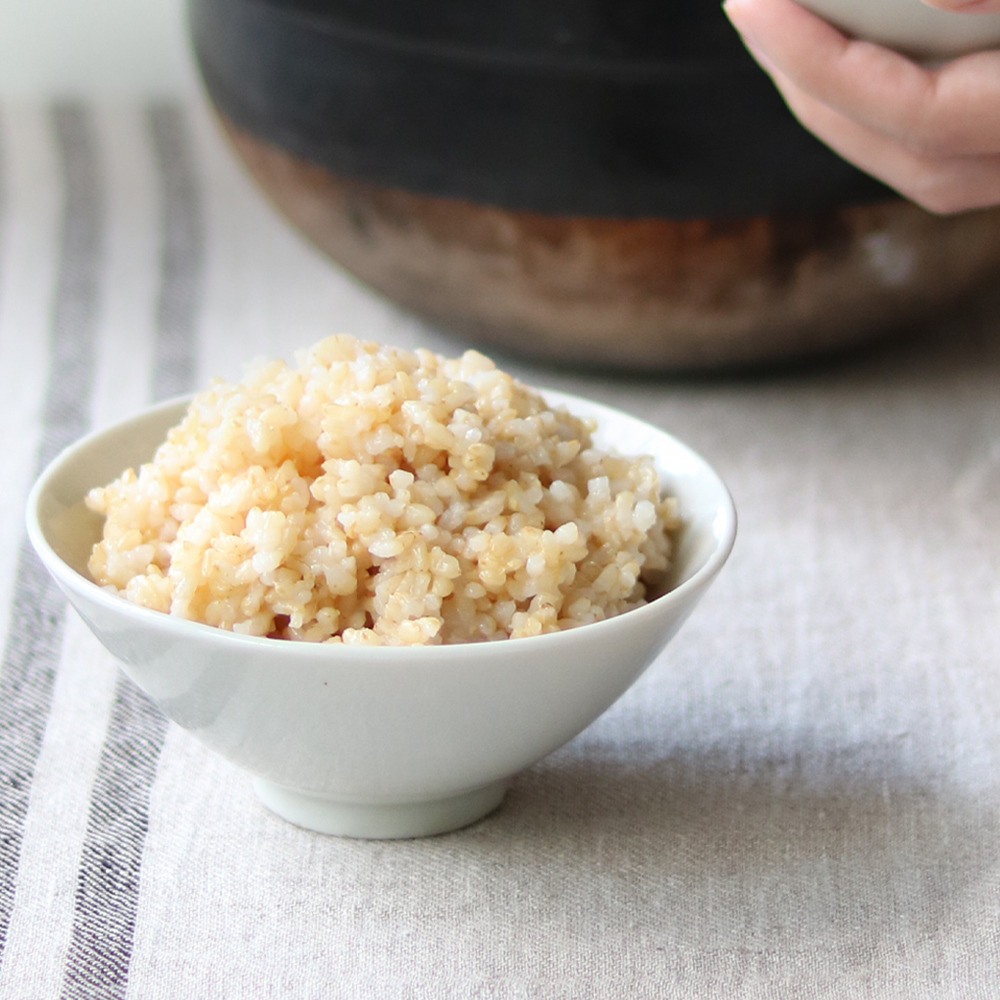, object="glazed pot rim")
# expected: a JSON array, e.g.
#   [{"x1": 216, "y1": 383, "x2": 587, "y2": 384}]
[{"x1": 237, "y1": 0, "x2": 754, "y2": 78}]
